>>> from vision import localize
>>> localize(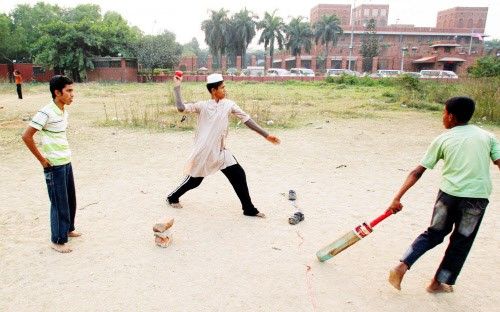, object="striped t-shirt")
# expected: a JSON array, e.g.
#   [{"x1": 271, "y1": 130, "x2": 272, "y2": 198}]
[{"x1": 29, "y1": 102, "x2": 71, "y2": 166}]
